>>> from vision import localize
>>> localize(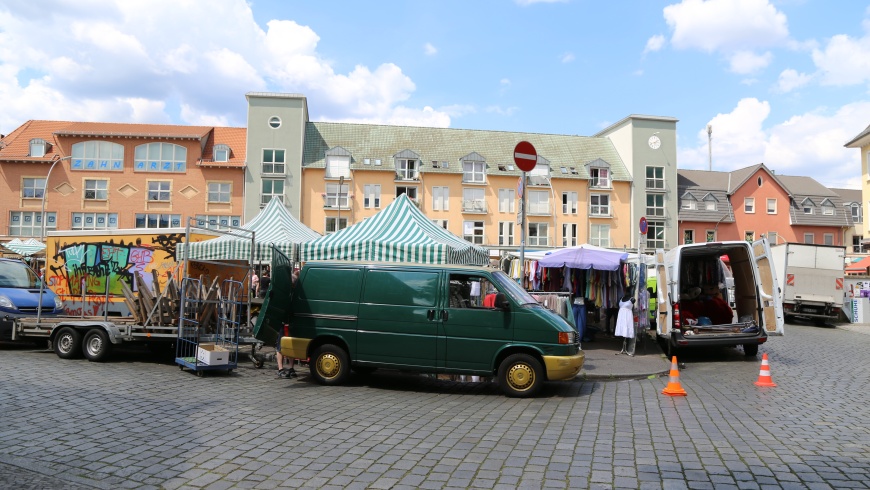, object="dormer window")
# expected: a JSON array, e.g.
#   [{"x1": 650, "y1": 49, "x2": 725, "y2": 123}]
[
  {"x1": 29, "y1": 138, "x2": 47, "y2": 157},
  {"x1": 590, "y1": 167, "x2": 610, "y2": 188},
  {"x1": 822, "y1": 199, "x2": 835, "y2": 216},
  {"x1": 802, "y1": 198, "x2": 815, "y2": 214},
  {"x1": 326, "y1": 147, "x2": 352, "y2": 179},
  {"x1": 213, "y1": 144, "x2": 230, "y2": 162},
  {"x1": 460, "y1": 152, "x2": 487, "y2": 183}
]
